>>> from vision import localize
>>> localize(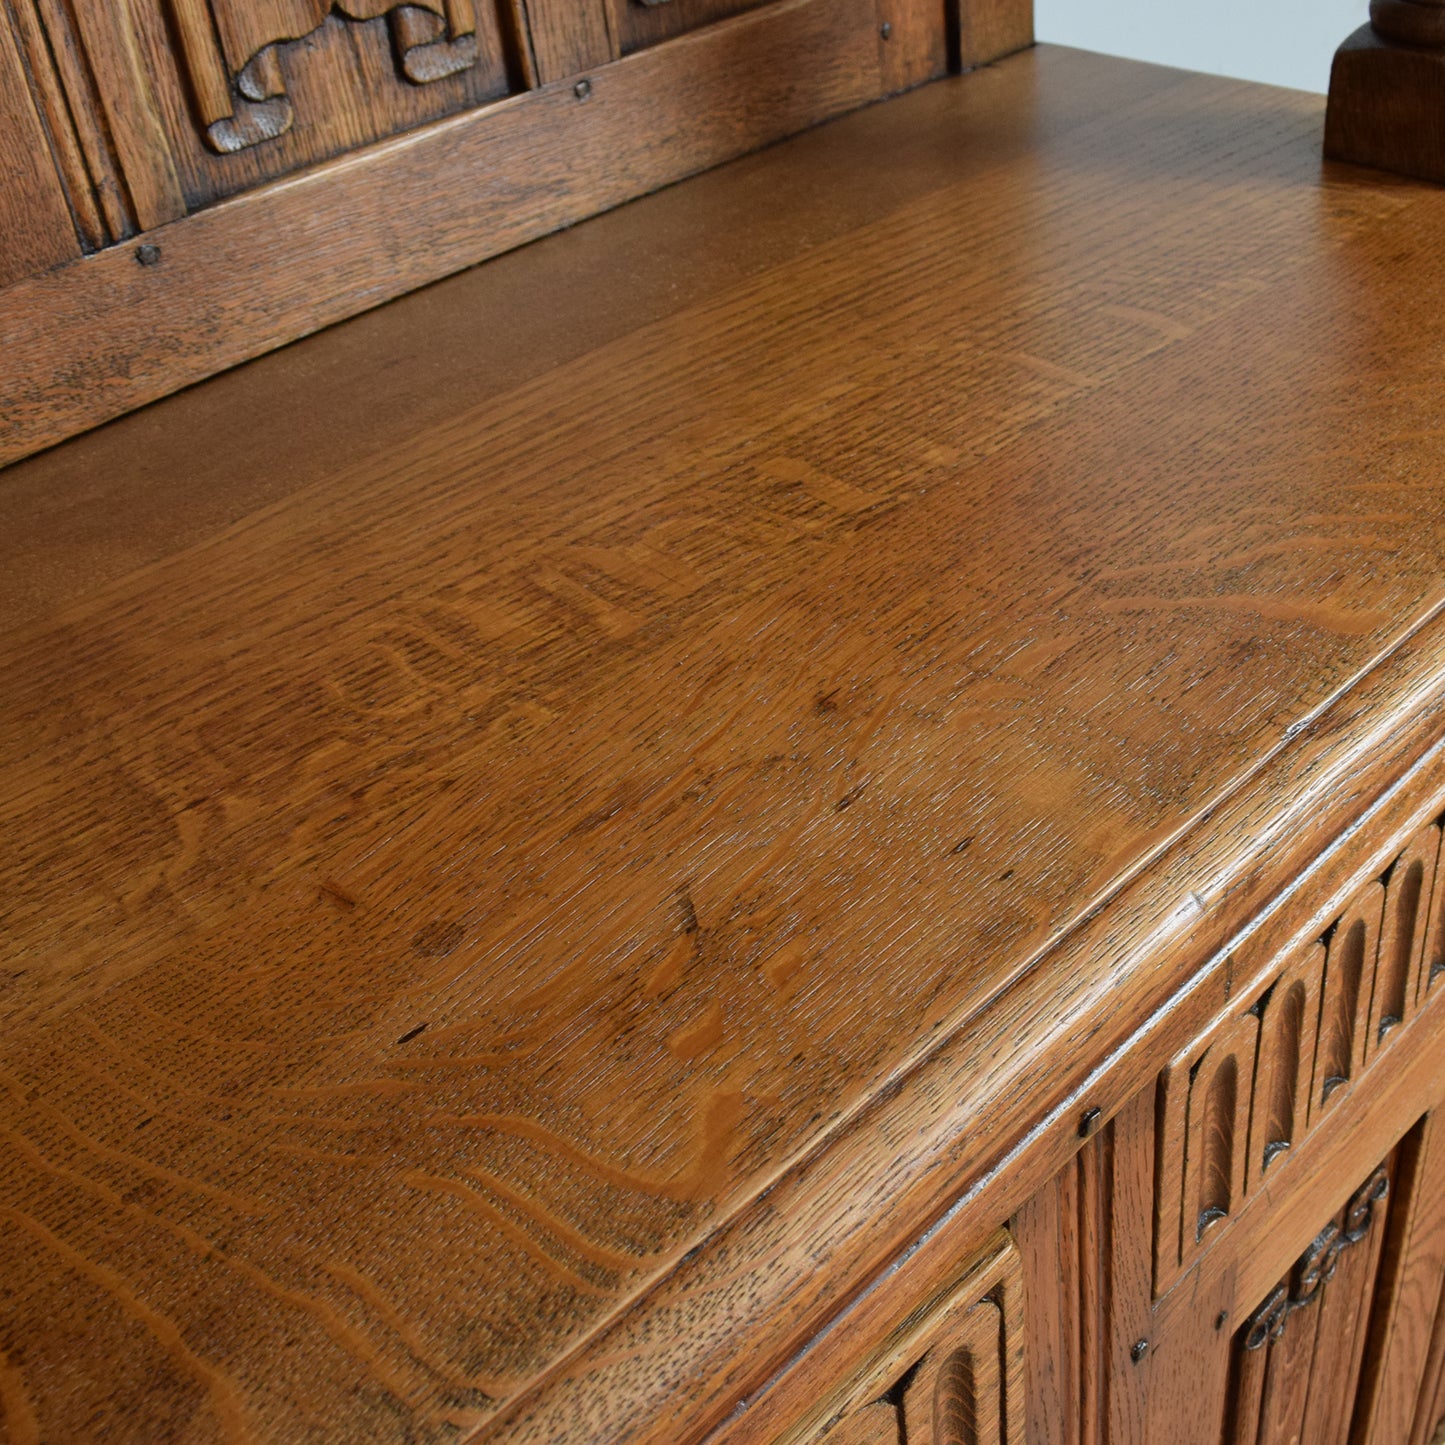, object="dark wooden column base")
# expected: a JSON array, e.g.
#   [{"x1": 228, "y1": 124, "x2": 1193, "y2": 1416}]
[{"x1": 1326, "y1": 21, "x2": 1445, "y2": 182}]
